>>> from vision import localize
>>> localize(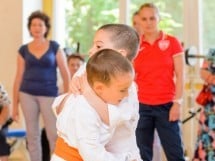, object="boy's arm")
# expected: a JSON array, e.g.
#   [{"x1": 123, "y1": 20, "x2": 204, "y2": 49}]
[
  {"x1": 70, "y1": 63, "x2": 87, "y2": 94},
  {"x1": 81, "y1": 73, "x2": 109, "y2": 125},
  {"x1": 74, "y1": 103, "x2": 135, "y2": 161},
  {"x1": 51, "y1": 93, "x2": 69, "y2": 116},
  {"x1": 70, "y1": 64, "x2": 110, "y2": 125}
]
